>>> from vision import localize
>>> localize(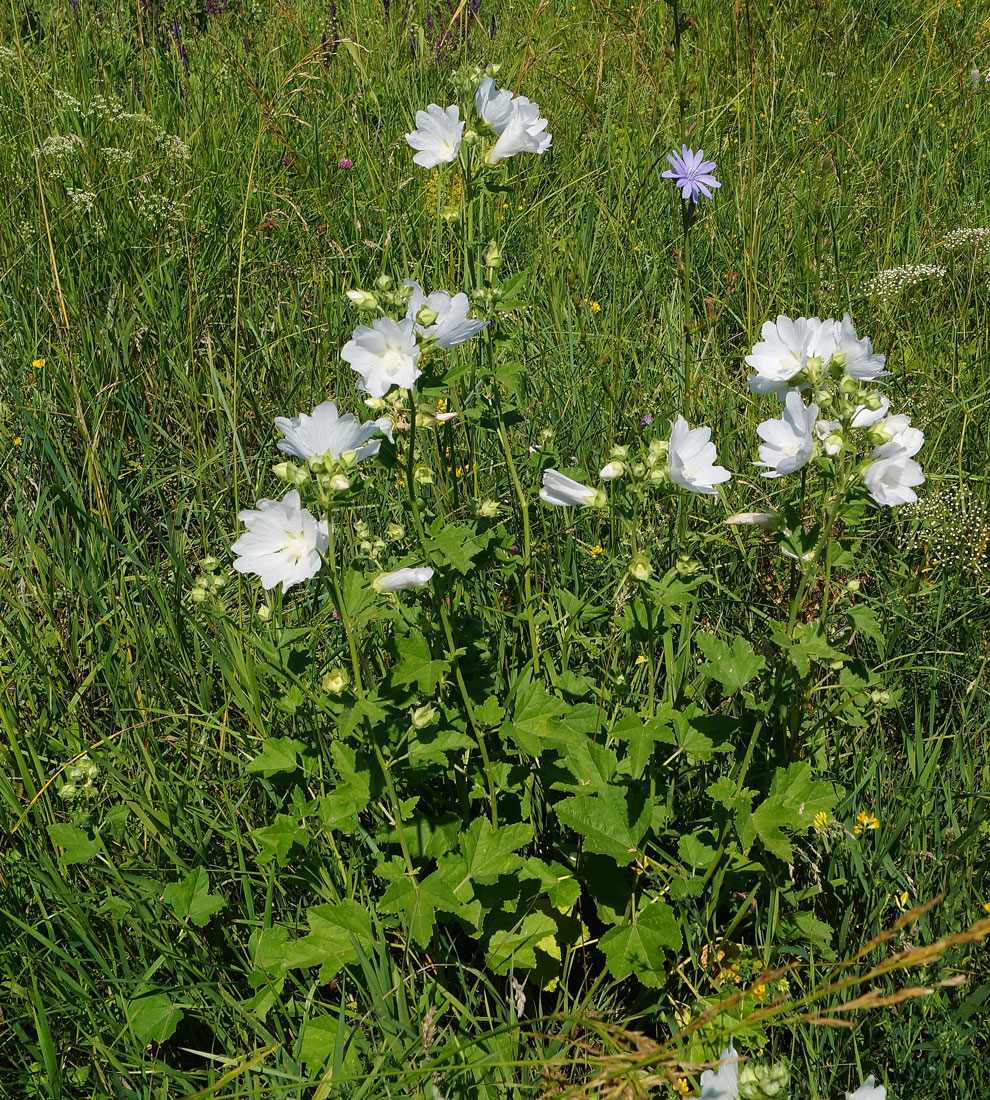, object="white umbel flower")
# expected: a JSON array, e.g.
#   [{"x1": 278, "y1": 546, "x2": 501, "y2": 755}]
[
  {"x1": 699, "y1": 1040, "x2": 739, "y2": 1100},
  {"x1": 231, "y1": 490, "x2": 328, "y2": 592},
  {"x1": 540, "y1": 469, "x2": 605, "y2": 508},
  {"x1": 746, "y1": 315, "x2": 837, "y2": 398},
  {"x1": 404, "y1": 280, "x2": 488, "y2": 347},
  {"x1": 405, "y1": 104, "x2": 464, "y2": 168},
  {"x1": 835, "y1": 314, "x2": 889, "y2": 382},
  {"x1": 666, "y1": 415, "x2": 732, "y2": 495},
  {"x1": 275, "y1": 401, "x2": 391, "y2": 463},
  {"x1": 372, "y1": 566, "x2": 435, "y2": 592},
  {"x1": 864, "y1": 443, "x2": 925, "y2": 506},
  {"x1": 341, "y1": 317, "x2": 422, "y2": 398},
  {"x1": 755, "y1": 390, "x2": 818, "y2": 477},
  {"x1": 846, "y1": 1076, "x2": 886, "y2": 1100},
  {"x1": 485, "y1": 99, "x2": 552, "y2": 164}
]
